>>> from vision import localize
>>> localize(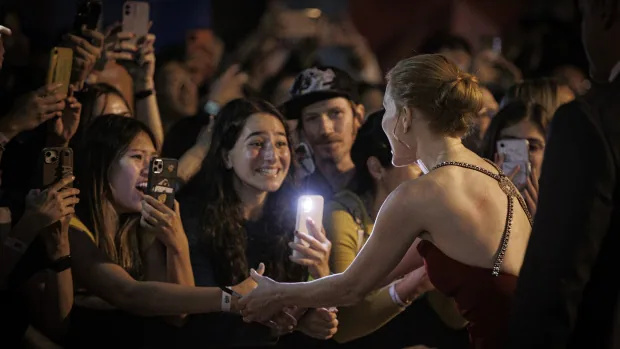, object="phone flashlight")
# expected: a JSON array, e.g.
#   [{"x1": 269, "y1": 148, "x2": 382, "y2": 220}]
[{"x1": 302, "y1": 197, "x2": 313, "y2": 213}]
